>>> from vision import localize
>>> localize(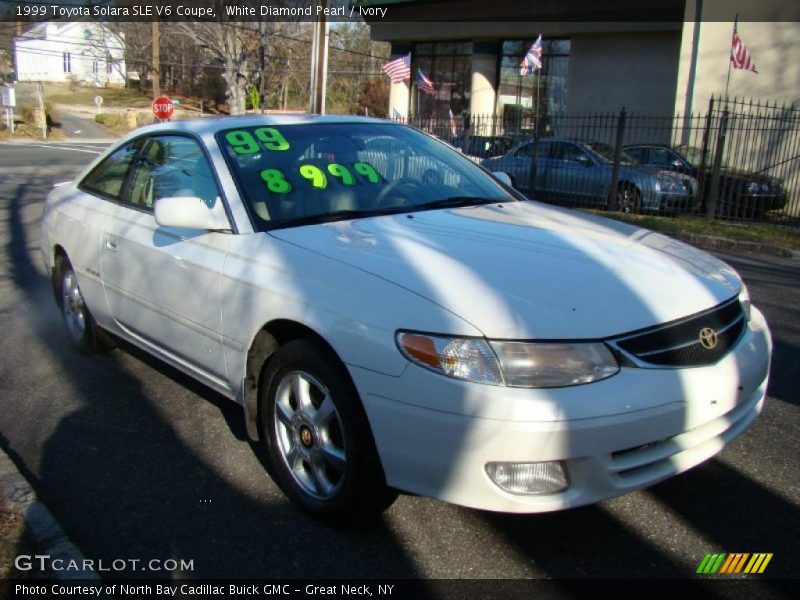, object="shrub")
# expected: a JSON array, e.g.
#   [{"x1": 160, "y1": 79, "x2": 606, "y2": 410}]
[{"x1": 94, "y1": 113, "x2": 108, "y2": 124}]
